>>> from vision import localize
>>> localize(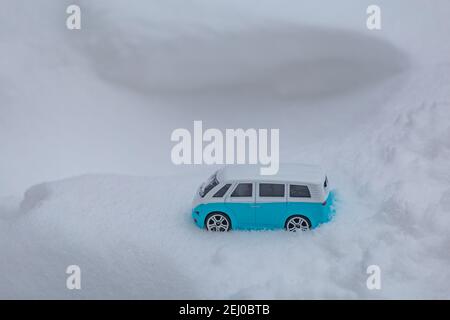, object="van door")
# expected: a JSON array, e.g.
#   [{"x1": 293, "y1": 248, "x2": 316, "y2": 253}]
[
  {"x1": 225, "y1": 182, "x2": 256, "y2": 229},
  {"x1": 255, "y1": 183, "x2": 287, "y2": 228}
]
